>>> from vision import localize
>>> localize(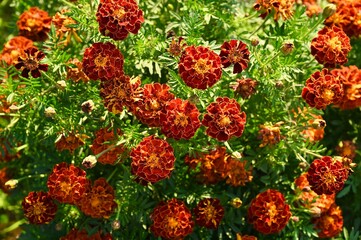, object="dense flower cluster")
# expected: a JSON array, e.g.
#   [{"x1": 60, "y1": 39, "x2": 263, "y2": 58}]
[
  {"x1": 253, "y1": 0, "x2": 295, "y2": 20},
  {"x1": 310, "y1": 25, "x2": 351, "y2": 68},
  {"x1": 248, "y1": 189, "x2": 291, "y2": 234},
  {"x1": 232, "y1": 78, "x2": 258, "y2": 99},
  {"x1": 0, "y1": 36, "x2": 33, "y2": 65},
  {"x1": 178, "y1": 46, "x2": 222, "y2": 89},
  {"x1": 193, "y1": 198, "x2": 224, "y2": 229},
  {"x1": 22, "y1": 191, "x2": 57, "y2": 224},
  {"x1": 96, "y1": 0, "x2": 144, "y2": 40},
  {"x1": 17, "y1": 7, "x2": 51, "y2": 41},
  {"x1": 60, "y1": 228, "x2": 113, "y2": 240},
  {"x1": 312, "y1": 203, "x2": 343, "y2": 238},
  {"x1": 15, "y1": 47, "x2": 48, "y2": 78},
  {"x1": 150, "y1": 198, "x2": 194, "y2": 239},
  {"x1": 219, "y1": 40, "x2": 250, "y2": 74}
]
